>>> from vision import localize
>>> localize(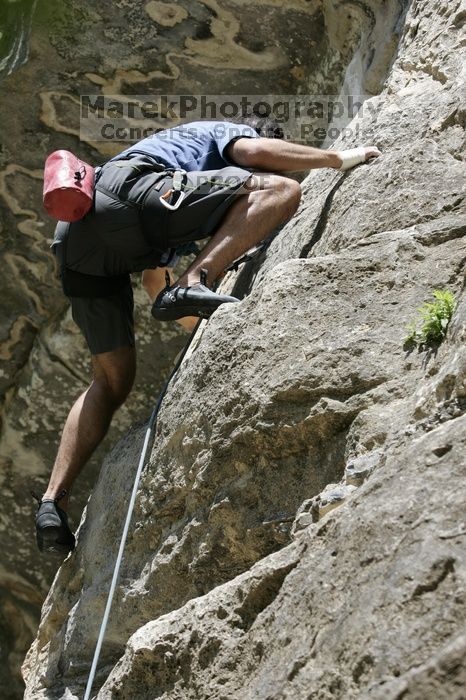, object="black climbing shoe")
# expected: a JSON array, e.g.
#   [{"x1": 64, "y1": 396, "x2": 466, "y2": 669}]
[
  {"x1": 33, "y1": 490, "x2": 75, "y2": 555},
  {"x1": 151, "y1": 270, "x2": 240, "y2": 321}
]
